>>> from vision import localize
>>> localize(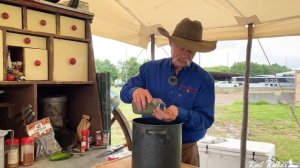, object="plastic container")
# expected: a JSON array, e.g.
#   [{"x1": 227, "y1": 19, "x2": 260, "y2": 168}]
[
  {"x1": 0, "y1": 130, "x2": 13, "y2": 168},
  {"x1": 21, "y1": 137, "x2": 35, "y2": 166},
  {"x1": 197, "y1": 136, "x2": 276, "y2": 168},
  {"x1": 5, "y1": 139, "x2": 19, "y2": 168},
  {"x1": 81, "y1": 130, "x2": 90, "y2": 153}
]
